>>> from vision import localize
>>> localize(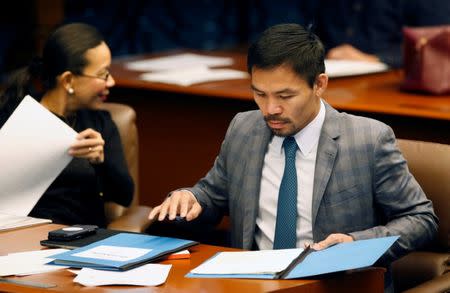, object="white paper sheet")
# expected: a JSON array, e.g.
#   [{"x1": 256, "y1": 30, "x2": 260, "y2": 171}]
[
  {"x1": 73, "y1": 264, "x2": 172, "y2": 286},
  {"x1": 0, "y1": 249, "x2": 69, "y2": 276},
  {"x1": 0, "y1": 95, "x2": 77, "y2": 216},
  {"x1": 125, "y1": 53, "x2": 233, "y2": 71},
  {"x1": 166, "y1": 249, "x2": 190, "y2": 259},
  {"x1": 325, "y1": 59, "x2": 389, "y2": 78},
  {"x1": 190, "y1": 248, "x2": 303, "y2": 275},
  {"x1": 139, "y1": 66, "x2": 249, "y2": 86},
  {"x1": 0, "y1": 213, "x2": 51, "y2": 231}
]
